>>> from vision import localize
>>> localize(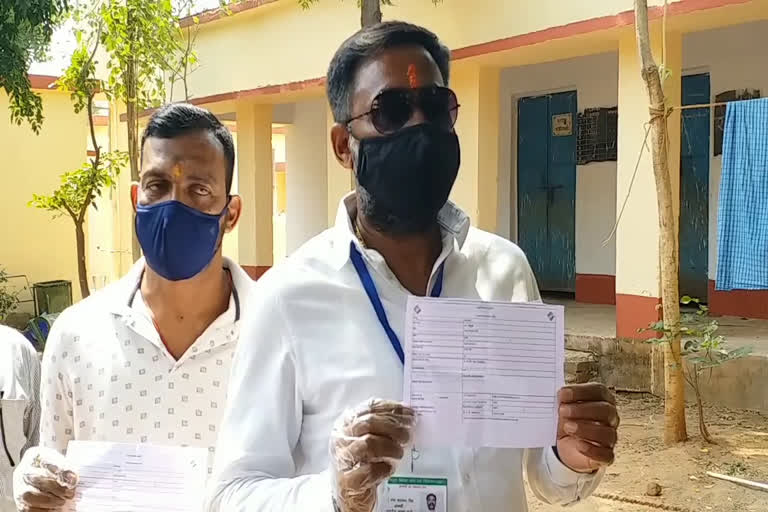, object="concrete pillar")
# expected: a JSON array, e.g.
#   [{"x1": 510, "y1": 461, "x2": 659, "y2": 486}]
[
  {"x1": 615, "y1": 25, "x2": 682, "y2": 340},
  {"x1": 235, "y1": 100, "x2": 274, "y2": 279},
  {"x1": 326, "y1": 104, "x2": 353, "y2": 227},
  {"x1": 450, "y1": 64, "x2": 501, "y2": 232},
  {"x1": 285, "y1": 99, "x2": 330, "y2": 253}
]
